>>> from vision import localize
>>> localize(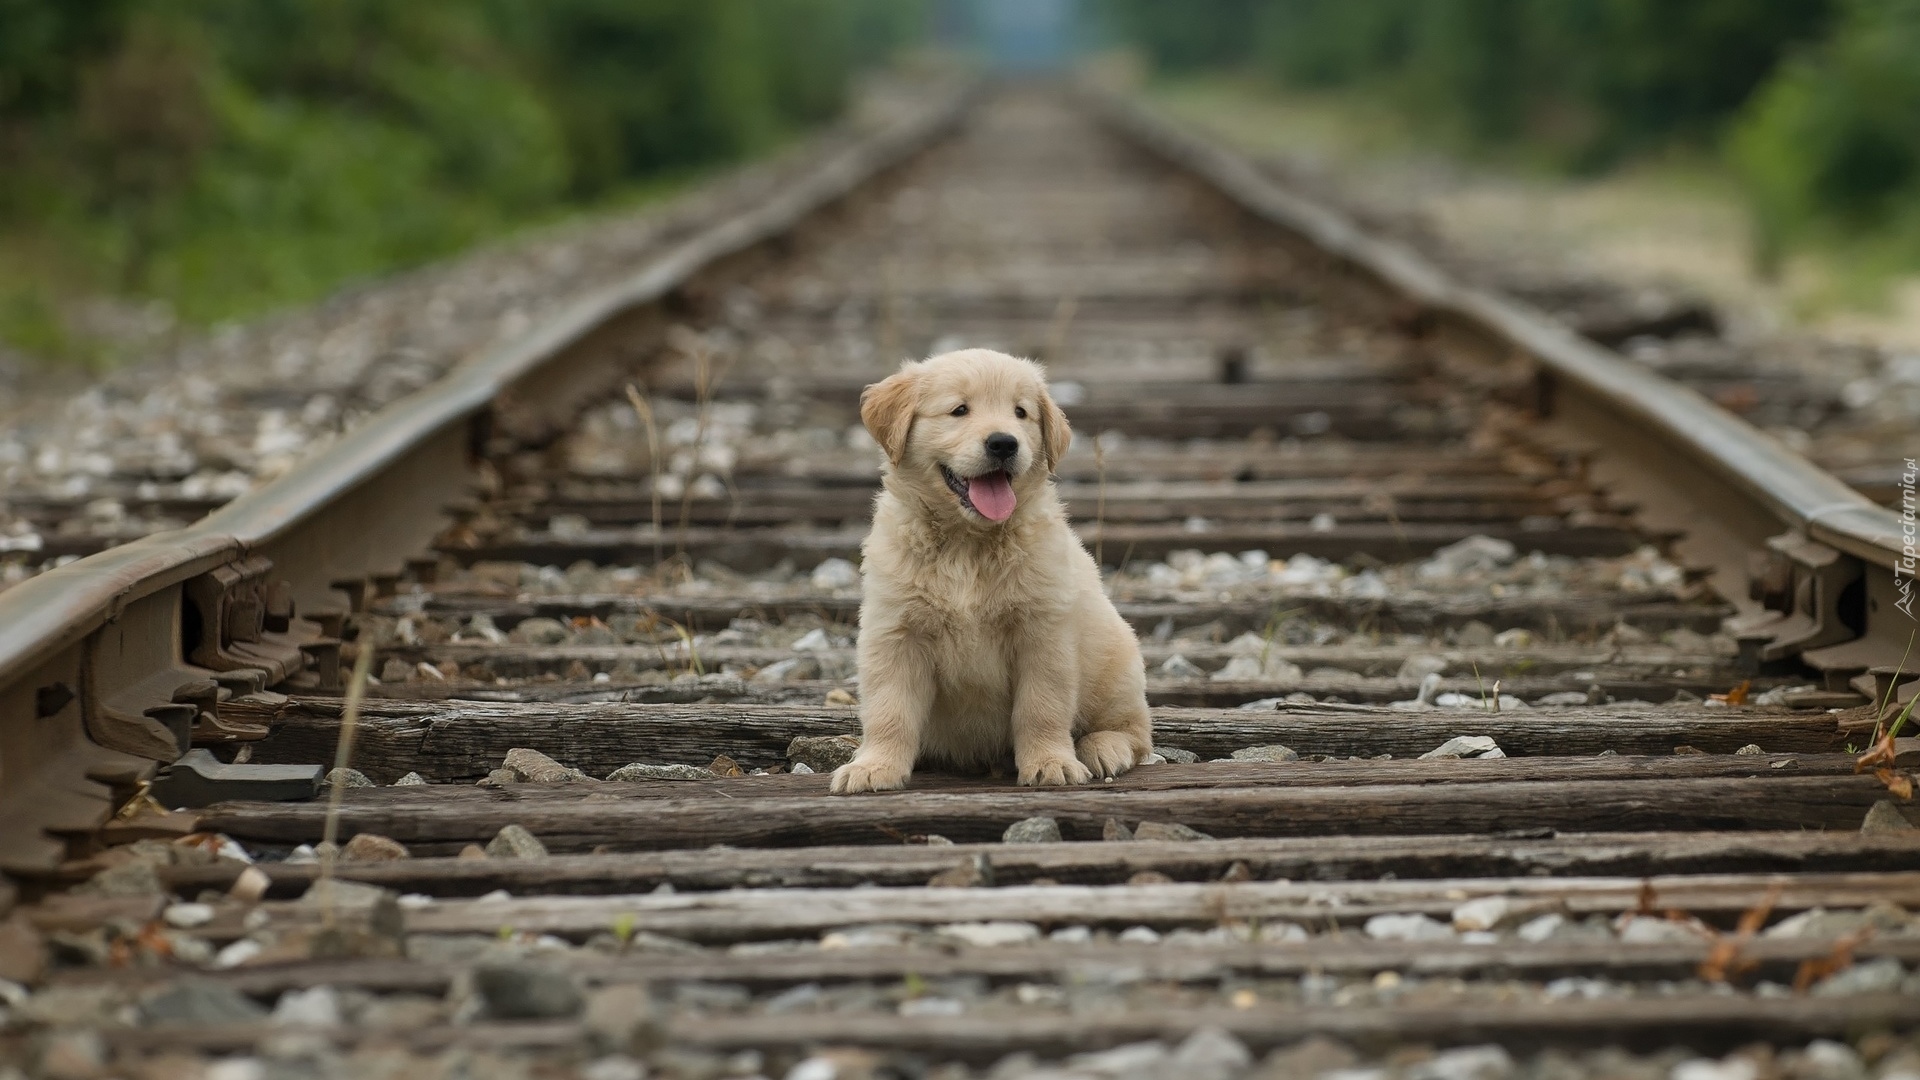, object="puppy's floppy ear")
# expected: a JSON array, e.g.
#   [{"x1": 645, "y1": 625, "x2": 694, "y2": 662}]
[
  {"x1": 1037, "y1": 385, "x2": 1072, "y2": 472},
  {"x1": 860, "y1": 365, "x2": 920, "y2": 464}
]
